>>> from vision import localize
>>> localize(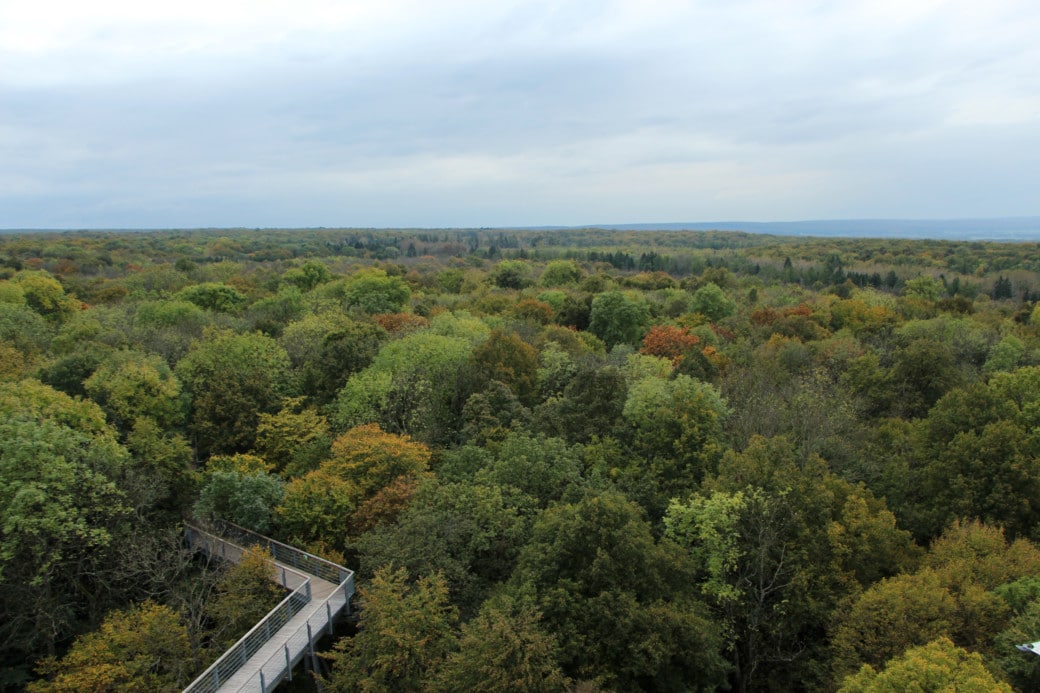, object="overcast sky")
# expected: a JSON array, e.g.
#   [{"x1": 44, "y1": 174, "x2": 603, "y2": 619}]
[{"x1": 1, "y1": 0, "x2": 1038, "y2": 228}]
